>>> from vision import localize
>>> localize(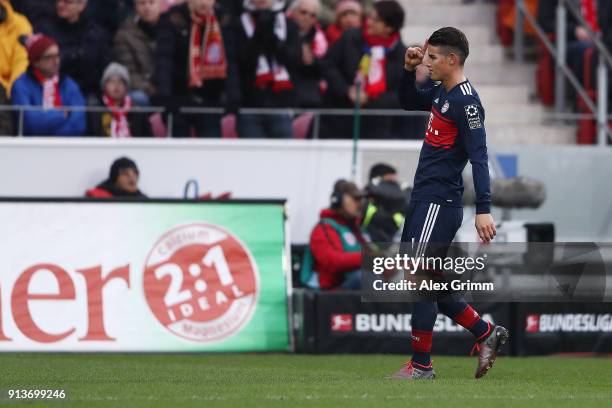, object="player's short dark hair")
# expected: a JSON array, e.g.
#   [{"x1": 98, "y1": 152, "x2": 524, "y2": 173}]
[
  {"x1": 428, "y1": 27, "x2": 469, "y2": 65},
  {"x1": 374, "y1": 0, "x2": 404, "y2": 34}
]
